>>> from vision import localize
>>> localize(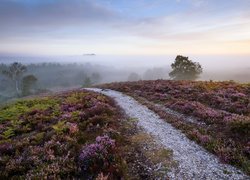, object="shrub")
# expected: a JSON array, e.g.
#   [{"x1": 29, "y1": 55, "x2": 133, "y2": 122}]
[
  {"x1": 78, "y1": 135, "x2": 116, "y2": 176},
  {"x1": 52, "y1": 121, "x2": 67, "y2": 134},
  {"x1": 229, "y1": 118, "x2": 250, "y2": 136}
]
